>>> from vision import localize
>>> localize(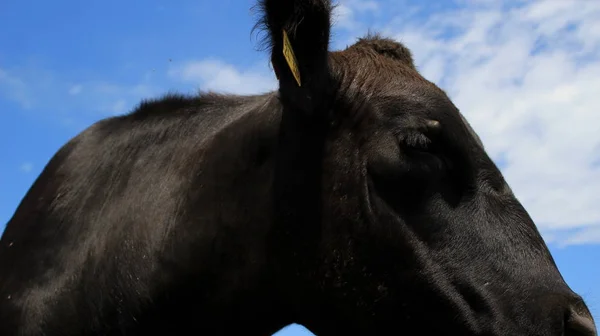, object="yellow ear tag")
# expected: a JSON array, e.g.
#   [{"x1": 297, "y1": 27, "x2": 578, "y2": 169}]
[{"x1": 282, "y1": 30, "x2": 302, "y2": 87}]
